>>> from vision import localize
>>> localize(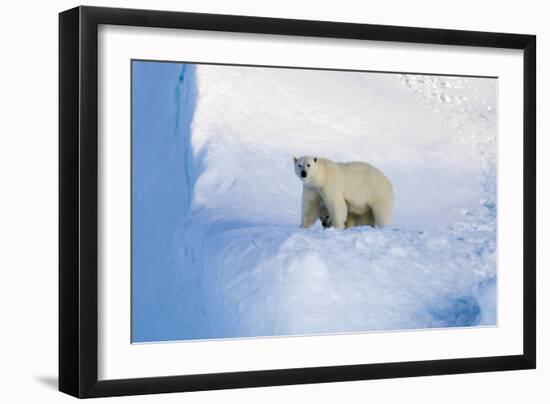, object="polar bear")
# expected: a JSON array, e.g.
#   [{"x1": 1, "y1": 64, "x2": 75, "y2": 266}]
[
  {"x1": 293, "y1": 156, "x2": 394, "y2": 229},
  {"x1": 318, "y1": 201, "x2": 374, "y2": 228}
]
